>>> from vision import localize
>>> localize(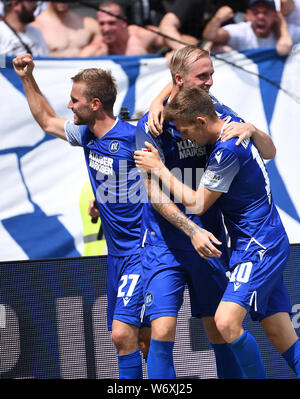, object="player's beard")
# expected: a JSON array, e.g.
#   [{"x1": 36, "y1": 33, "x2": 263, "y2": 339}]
[
  {"x1": 73, "y1": 110, "x2": 93, "y2": 126},
  {"x1": 201, "y1": 84, "x2": 210, "y2": 93},
  {"x1": 19, "y1": 4, "x2": 35, "y2": 24}
]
